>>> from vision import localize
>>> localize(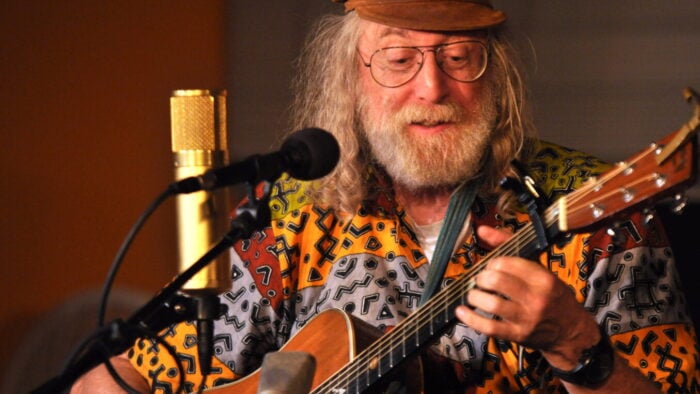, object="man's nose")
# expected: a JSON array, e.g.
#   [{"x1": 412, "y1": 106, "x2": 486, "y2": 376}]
[{"x1": 411, "y1": 51, "x2": 449, "y2": 103}]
